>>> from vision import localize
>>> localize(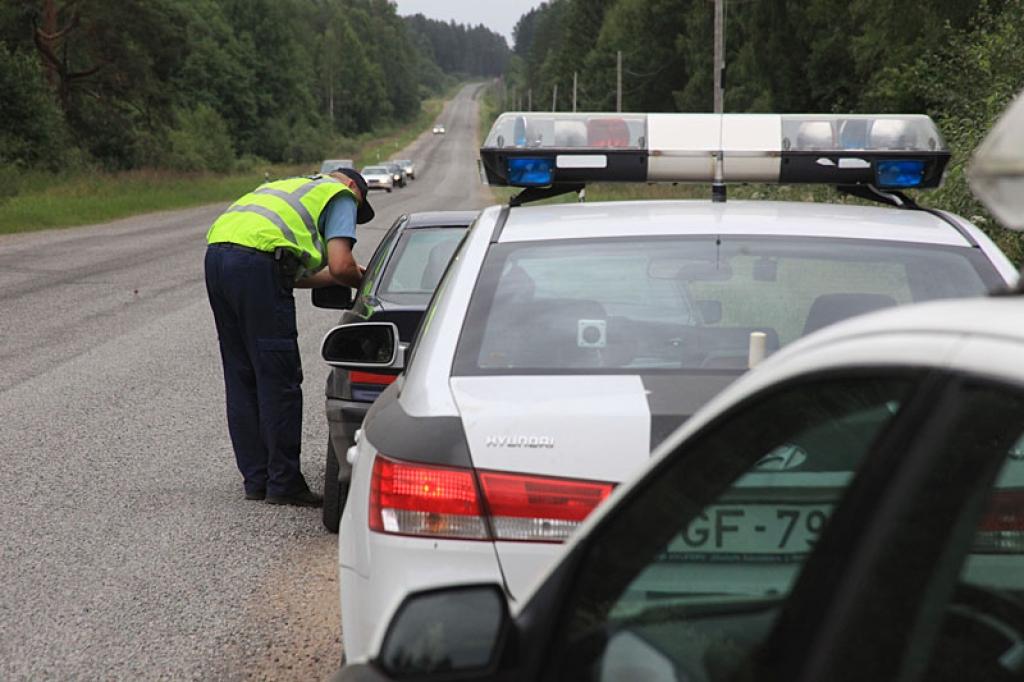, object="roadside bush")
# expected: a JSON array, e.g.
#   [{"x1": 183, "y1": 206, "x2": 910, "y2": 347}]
[
  {"x1": 283, "y1": 119, "x2": 330, "y2": 165},
  {"x1": 164, "y1": 104, "x2": 236, "y2": 173},
  {"x1": 0, "y1": 42, "x2": 70, "y2": 170},
  {"x1": 899, "y1": 1, "x2": 1024, "y2": 263}
]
